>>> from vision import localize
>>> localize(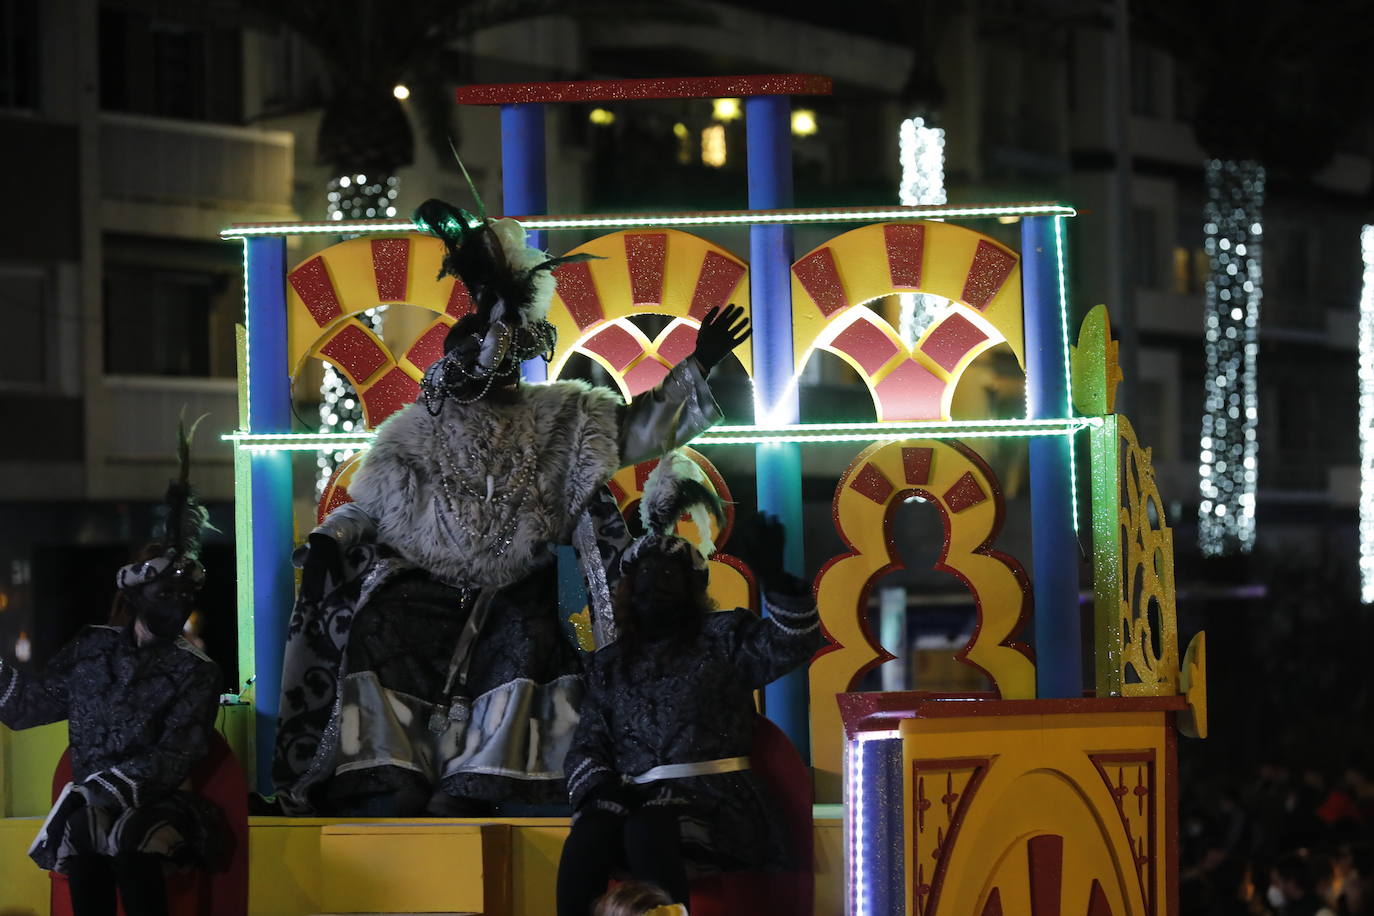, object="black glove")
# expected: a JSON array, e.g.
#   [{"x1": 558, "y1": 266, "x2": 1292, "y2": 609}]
[
  {"x1": 690, "y1": 304, "x2": 751, "y2": 373},
  {"x1": 299, "y1": 532, "x2": 343, "y2": 603},
  {"x1": 727, "y1": 511, "x2": 787, "y2": 587},
  {"x1": 582, "y1": 779, "x2": 634, "y2": 815}
]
